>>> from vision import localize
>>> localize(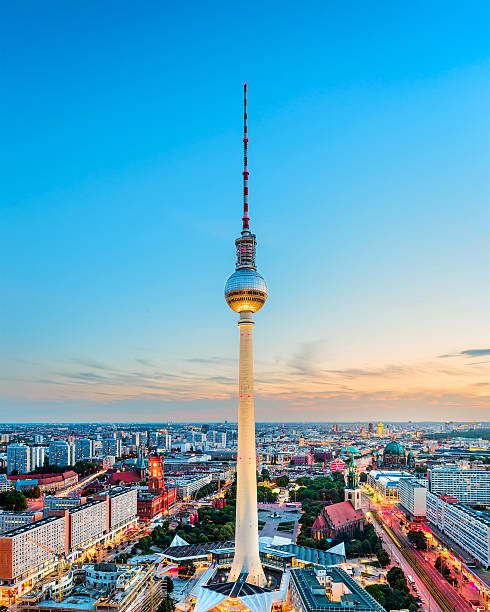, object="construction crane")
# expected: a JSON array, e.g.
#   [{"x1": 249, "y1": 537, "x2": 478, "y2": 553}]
[{"x1": 26, "y1": 536, "x2": 69, "y2": 603}]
